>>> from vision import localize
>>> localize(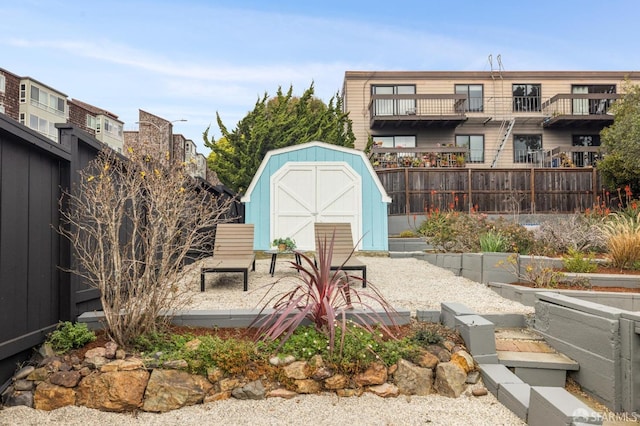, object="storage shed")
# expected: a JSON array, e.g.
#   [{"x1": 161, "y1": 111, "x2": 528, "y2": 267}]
[{"x1": 241, "y1": 141, "x2": 392, "y2": 251}]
